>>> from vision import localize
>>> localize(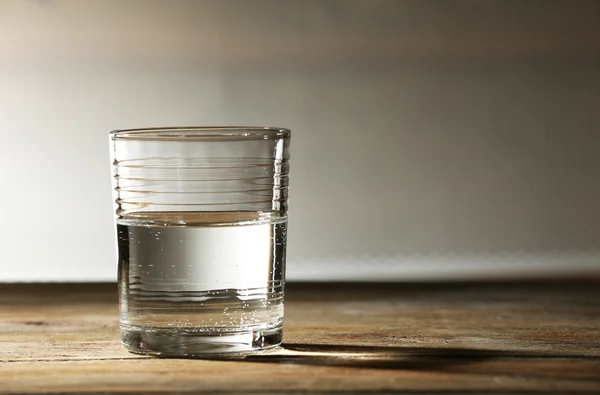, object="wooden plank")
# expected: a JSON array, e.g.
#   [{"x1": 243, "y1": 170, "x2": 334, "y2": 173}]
[{"x1": 1, "y1": 283, "x2": 599, "y2": 393}]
